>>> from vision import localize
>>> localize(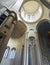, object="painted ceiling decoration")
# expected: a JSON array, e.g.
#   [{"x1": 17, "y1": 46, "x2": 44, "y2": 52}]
[
  {"x1": 20, "y1": 1, "x2": 43, "y2": 23},
  {"x1": 40, "y1": 0, "x2": 50, "y2": 9}
]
